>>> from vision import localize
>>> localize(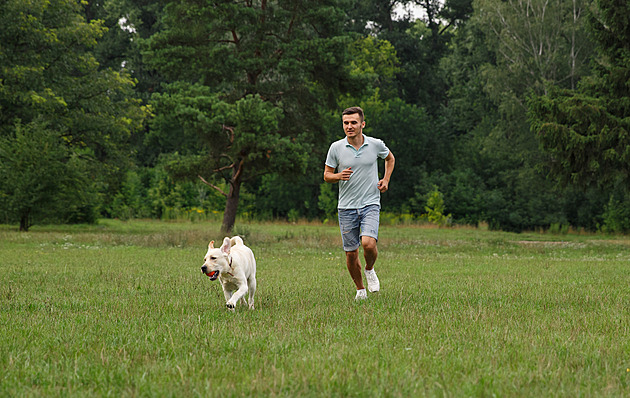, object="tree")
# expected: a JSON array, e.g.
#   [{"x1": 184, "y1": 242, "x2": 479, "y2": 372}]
[
  {"x1": 346, "y1": 0, "x2": 473, "y2": 113},
  {"x1": 529, "y1": 0, "x2": 630, "y2": 189},
  {"x1": 421, "y1": 185, "x2": 452, "y2": 226},
  {"x1": 473, "y1": 0, "x2": 594, "y2": 160},
  {"x1": 432, "y1": 0, "x2": 596, "y2": 231},
  {"x1": 149, "y1": 84, "x2": 310, "y2": 232},
  {"x1": 84, "y1": 1, "x2": 167, "y2": 123},
  {"x1": 0, "y1": 0, "x2": 146, "y2": 226},
  {"x1": 0, "y1": 122, "x2": 95, "y2": 231},
  {"x1": 146, "y1": 0, "x2": 355, "y2": 232},
  {"x1": 476, "y1": 0, "x2": 592, "y2": 95}
]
